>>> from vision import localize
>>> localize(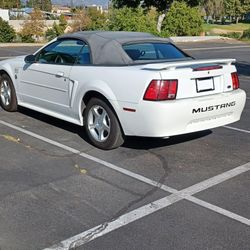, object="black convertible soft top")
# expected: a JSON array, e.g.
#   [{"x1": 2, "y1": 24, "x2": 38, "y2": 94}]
[{"x1": 58, "y1": 31, "x2": 172, "y2": 65}]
